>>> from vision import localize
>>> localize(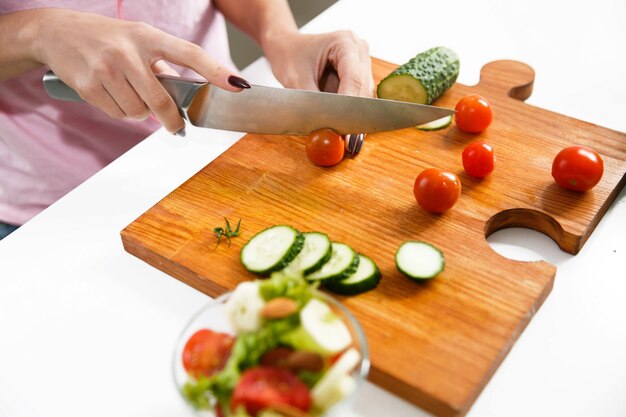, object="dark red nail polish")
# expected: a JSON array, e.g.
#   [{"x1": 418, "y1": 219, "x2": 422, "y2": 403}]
[{"x1": 228, "y1": 75, "x2": 251, "y2": 89}]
